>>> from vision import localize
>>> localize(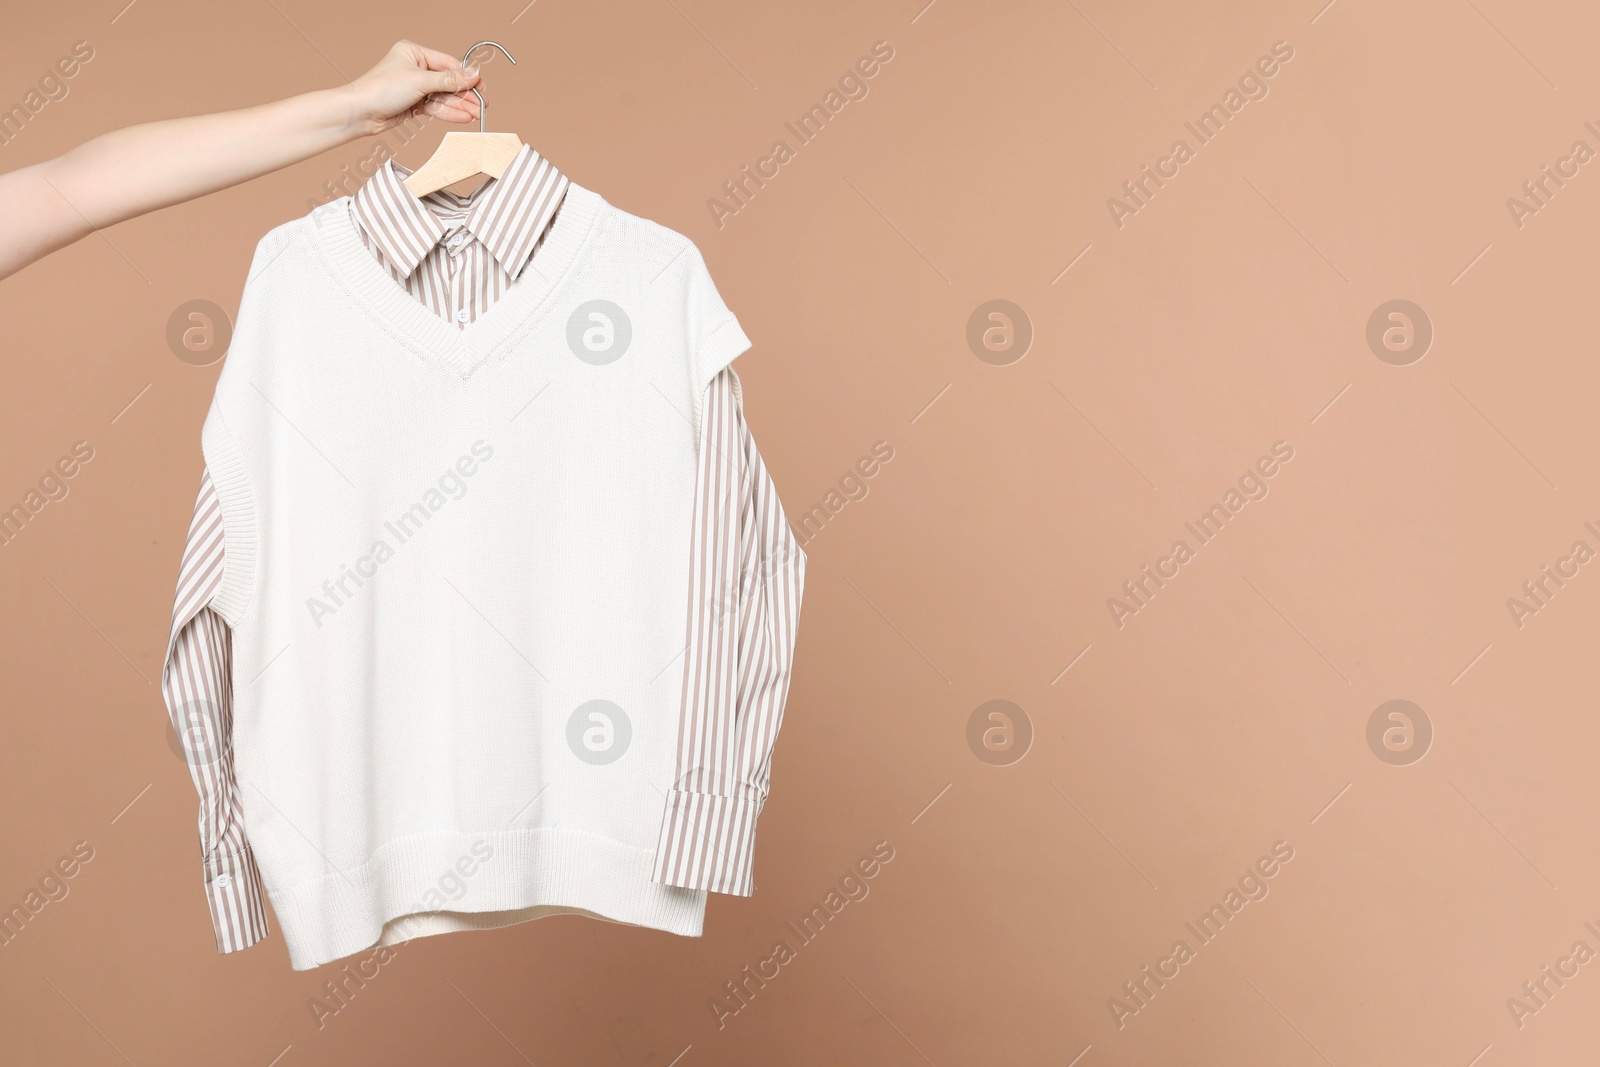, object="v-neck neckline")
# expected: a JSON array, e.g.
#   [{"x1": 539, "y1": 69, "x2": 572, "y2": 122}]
[{"x1": 310, "y1": 182, "x2": 604, "y2": 380}]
